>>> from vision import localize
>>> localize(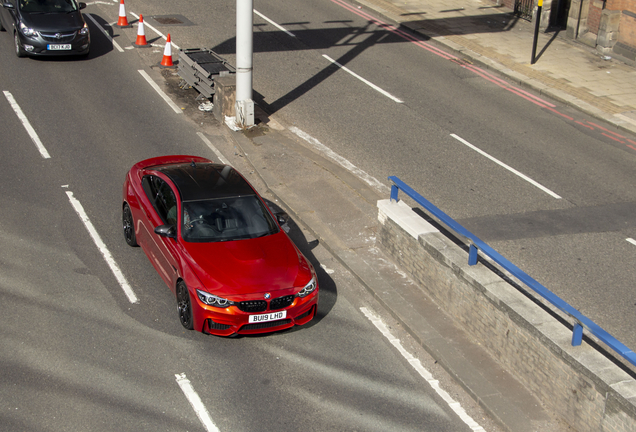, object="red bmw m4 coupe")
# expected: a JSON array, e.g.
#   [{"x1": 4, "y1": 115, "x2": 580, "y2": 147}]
[{"x1": 122, "y1": 155, "x2": 318, "y2": 336}]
